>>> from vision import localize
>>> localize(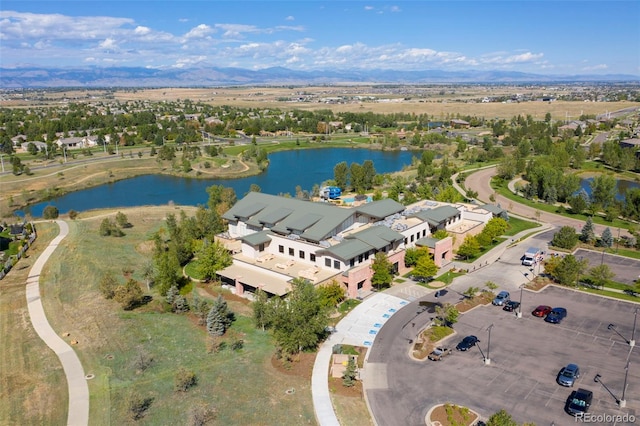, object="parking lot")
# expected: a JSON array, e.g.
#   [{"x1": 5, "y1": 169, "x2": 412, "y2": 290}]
[{"x1": 365, "y1": 285, "x2": 640, "y2": 426}]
